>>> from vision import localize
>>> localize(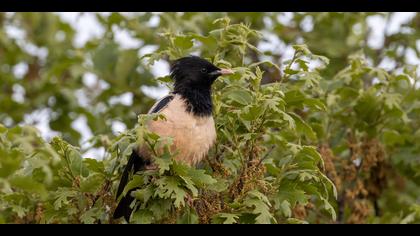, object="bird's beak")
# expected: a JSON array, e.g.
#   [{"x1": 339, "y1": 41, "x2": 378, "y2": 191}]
[
  {"x1": 219, "y1": 68, "x2": 234, "y2": 75},
  {"x1": 209, "y1": 68, "x2": 234, "y2": 77}
]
